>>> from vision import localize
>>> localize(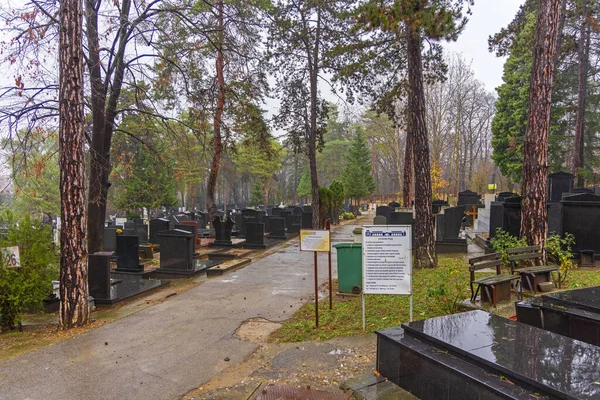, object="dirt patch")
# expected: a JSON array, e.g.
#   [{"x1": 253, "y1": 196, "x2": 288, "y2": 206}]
[
  {"x1": 235, "y1": 318, "x2": 282, "y2": 343},
  {"x1": 183, "y1": 334, "x2": 377, "y2": 400}
]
